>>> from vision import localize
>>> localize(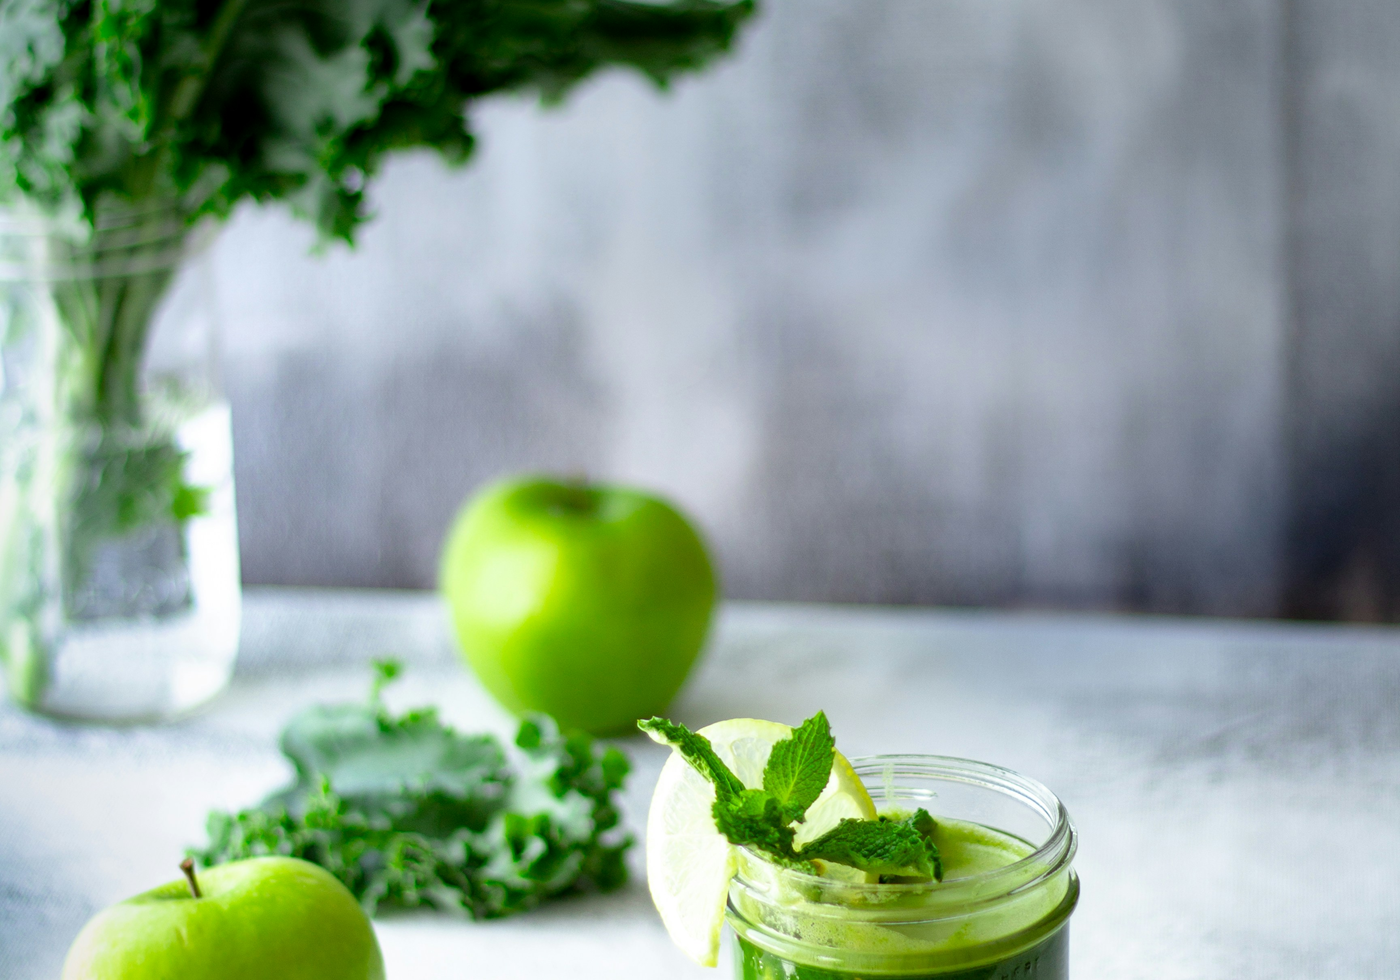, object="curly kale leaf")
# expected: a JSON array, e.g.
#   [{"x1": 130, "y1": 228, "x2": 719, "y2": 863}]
[
  {"x1": 195, "y1": 667, "x2": 632, "y2": 917},
  {"x1": 275, "y1": 700, "x2": 509, "y2": 811},
  {"x1": 0, "y1": 0, "x2": 758, "y2": 241}
]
